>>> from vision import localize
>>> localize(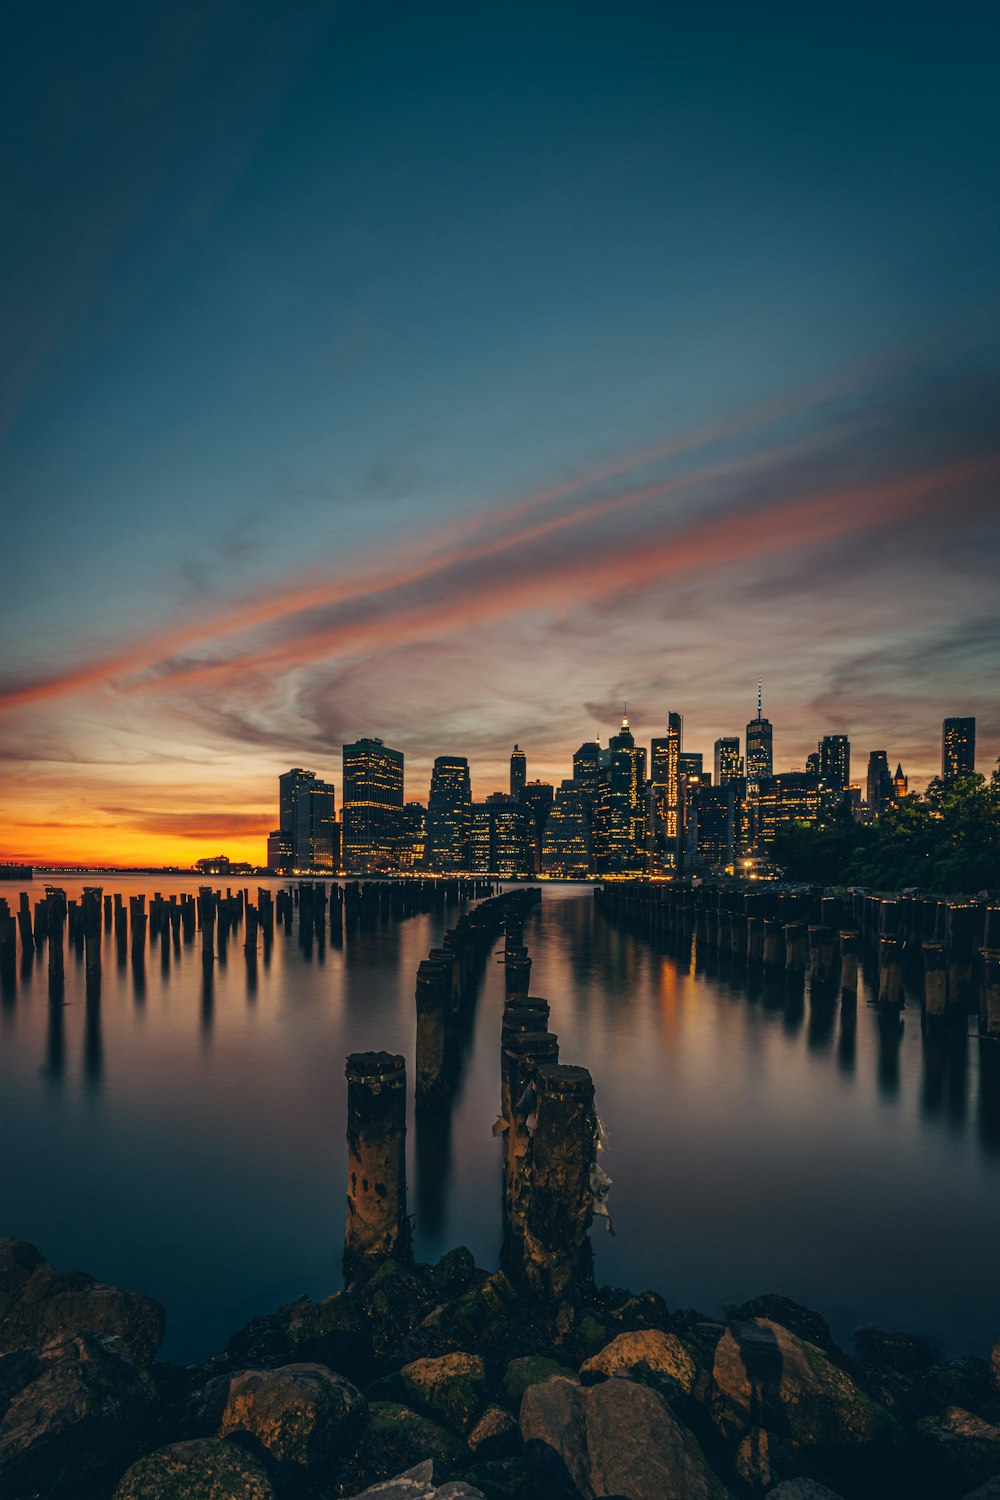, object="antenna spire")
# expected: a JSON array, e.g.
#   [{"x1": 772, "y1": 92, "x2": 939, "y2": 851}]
[{"x1": 757, "y1": 679, "x2": 762, "y2": 718}]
